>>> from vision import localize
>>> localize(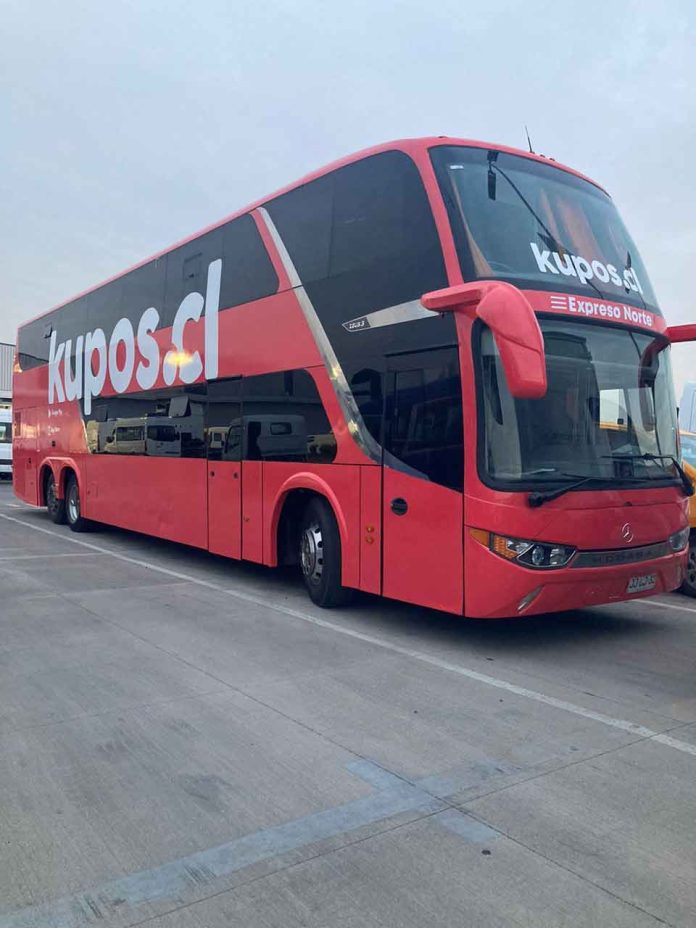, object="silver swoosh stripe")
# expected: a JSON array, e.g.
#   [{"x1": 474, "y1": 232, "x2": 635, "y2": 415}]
[
  {"x1": 342, "y1": 301, "x2": 434, "y2": 332},
  {"x1": 255, "y1": 207, "x2": 383, "y2": 464}
]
